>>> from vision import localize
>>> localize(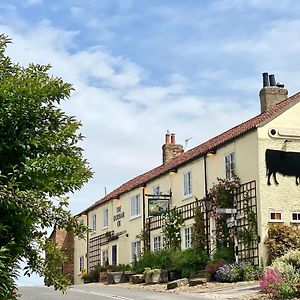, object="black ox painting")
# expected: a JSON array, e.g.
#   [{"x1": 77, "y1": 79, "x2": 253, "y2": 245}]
[{"x1": 266, "y1": 149, "x2": 300, "y2": 185}]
